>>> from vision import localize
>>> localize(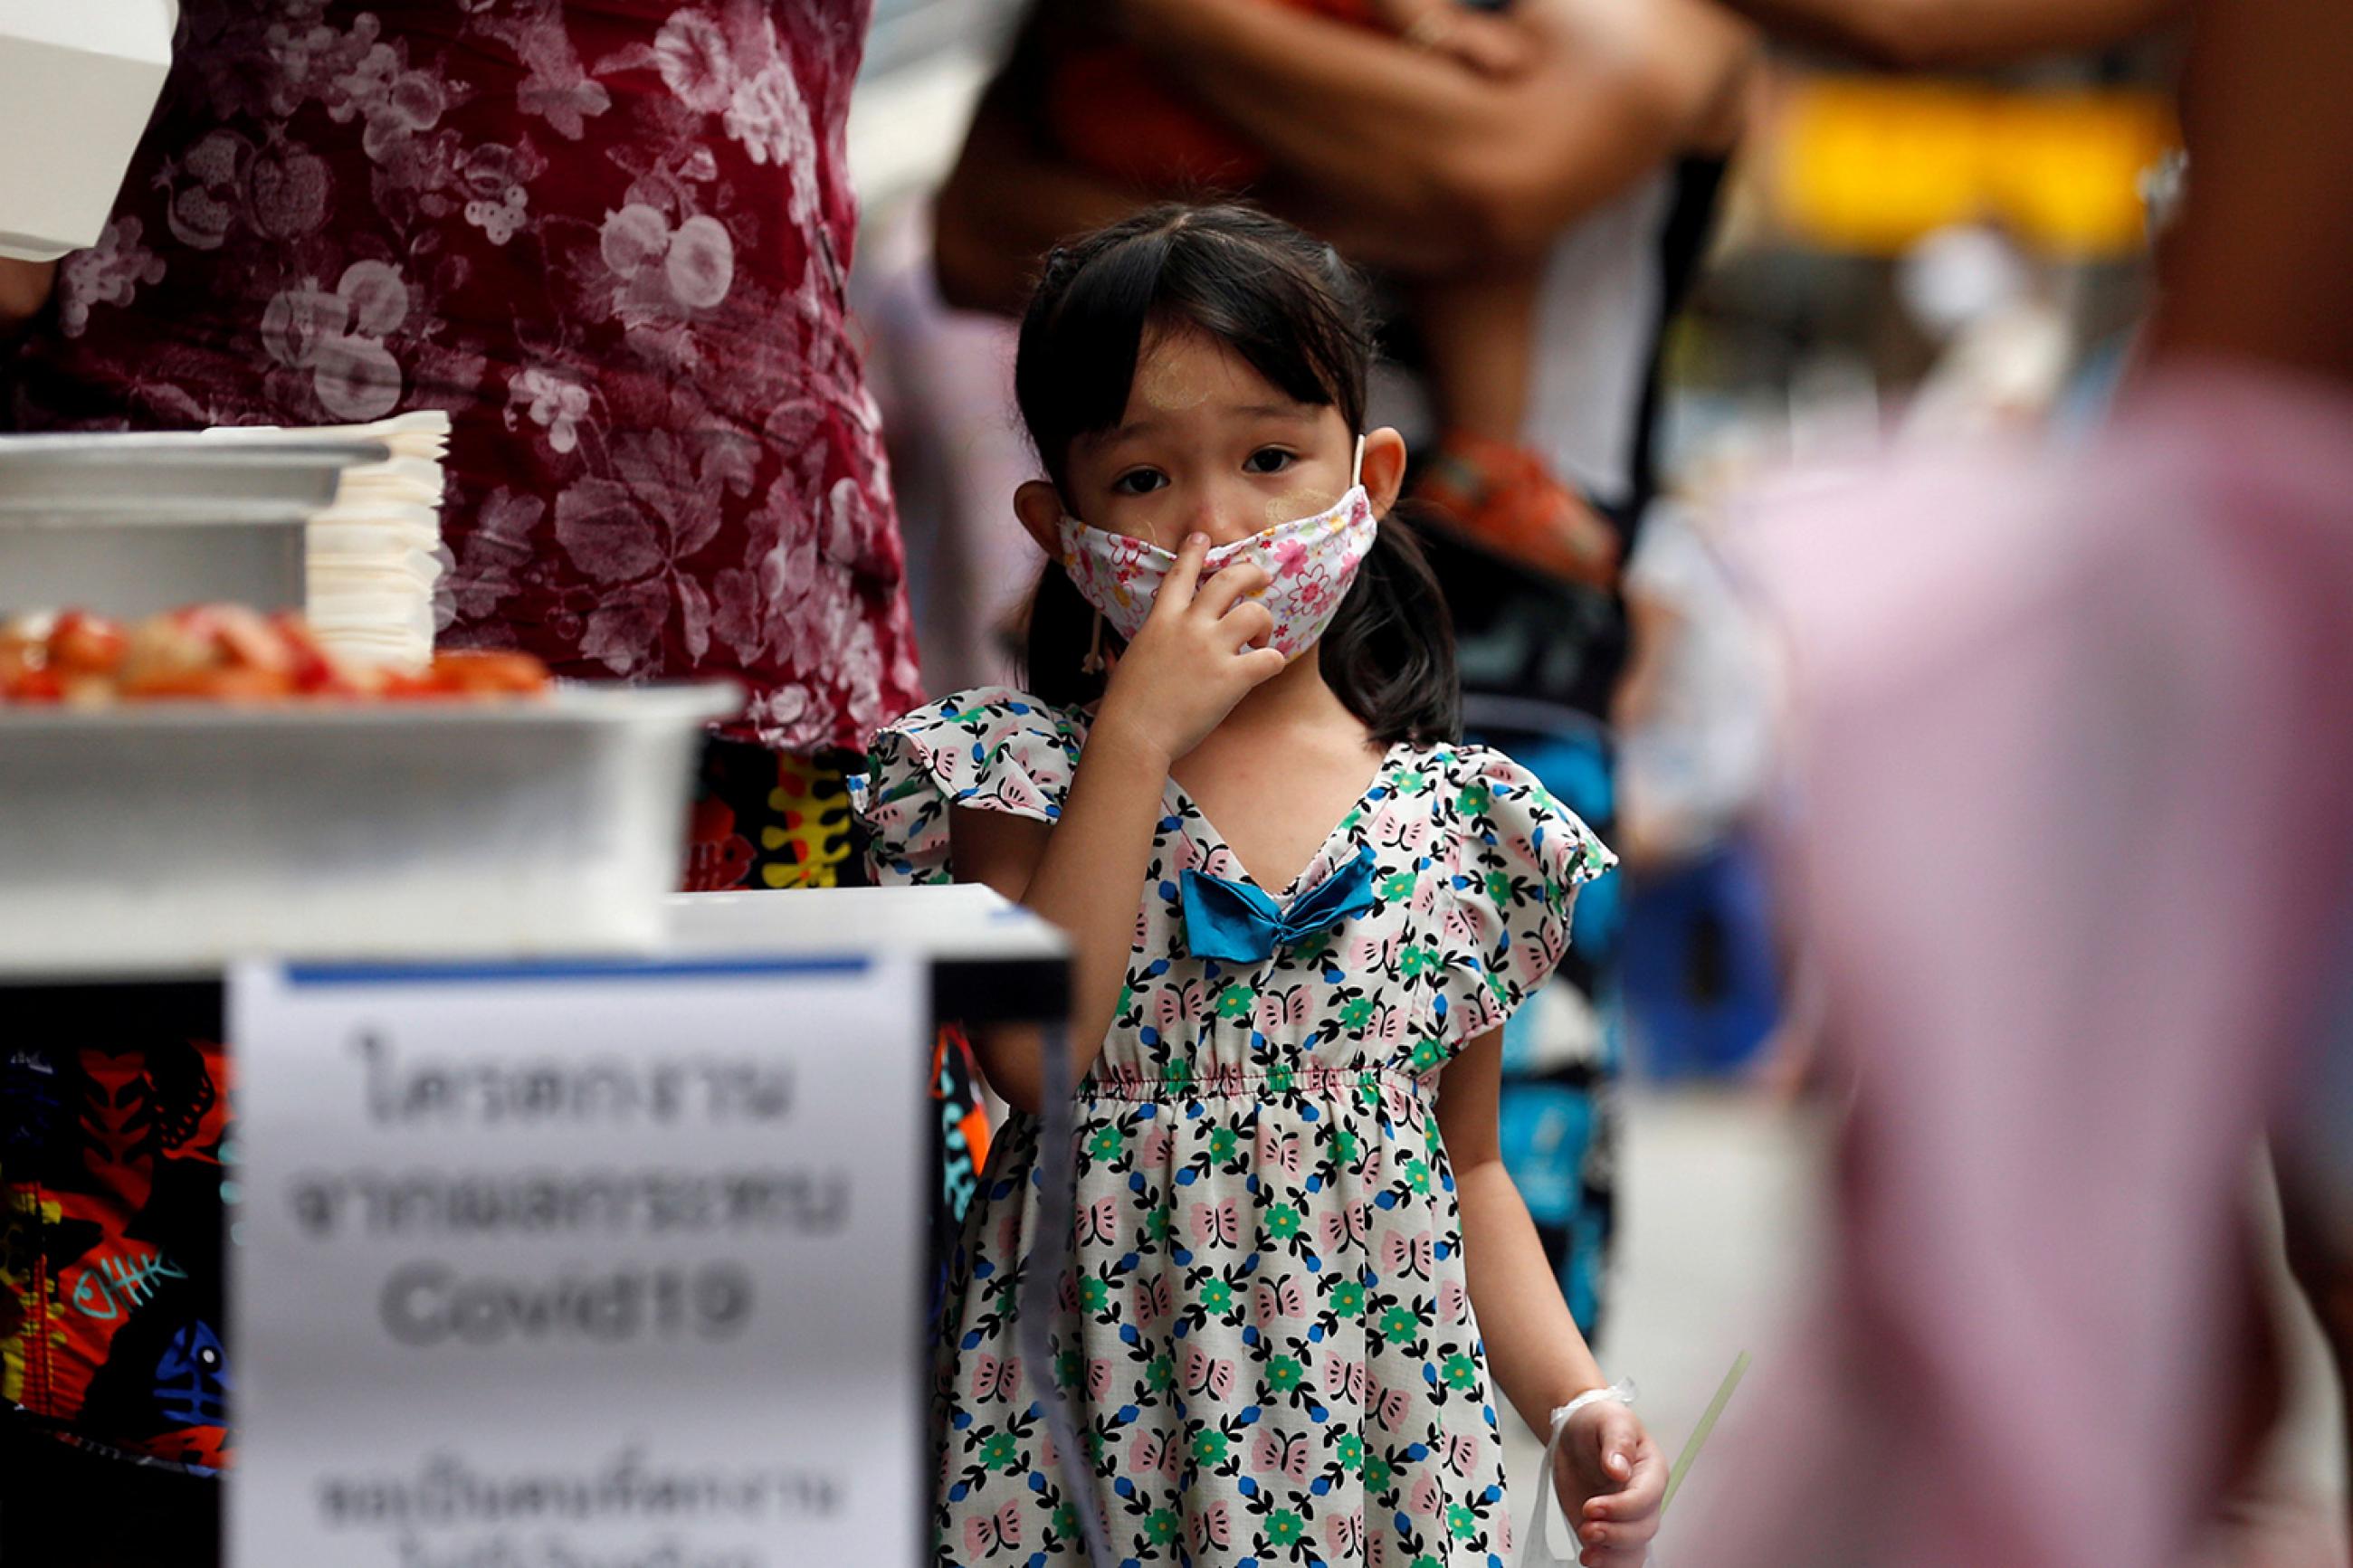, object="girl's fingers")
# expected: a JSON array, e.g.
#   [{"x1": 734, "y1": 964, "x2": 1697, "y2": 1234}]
[
  {"x1": 1153, "y1": 532, "x2": 1212, "y2": 617},
  {"x1": 1218, "y1": 600, "x2": 1276, "y2": 651},
  {"x1": 1579, "y1": 1547, "x2": 1648, "y2": 1568},
  {"x1": 1622, "y1": 1440, "x2": 1668, "y2": 1515},
  {"x1": 1581, "y1": 1444, "x2": 1666, "y2": 1523},
  {"x1": 1582, "y1": 1550, "x2": 1651, "y2": 1568},
  {"x1": 1579, "y1": 1506, "x2": 1661, "y2": 1544},
  {"x1": 1592, "y1": 1406, "x2": 1643, "y2": 1467},
  {"x1": 1235, "y1": 645, "x2": 1289, "y2": 685},
  {"x1": 1580, "y1": 1522, "x2": 1643, "y2": 1550},
  {"x1": 1589, "y1": 1411, "x2": 1653, "y2": 1487},
  {"x1": 1190, "y1": 559, "x2": 1270, "y2": 620}
]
